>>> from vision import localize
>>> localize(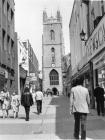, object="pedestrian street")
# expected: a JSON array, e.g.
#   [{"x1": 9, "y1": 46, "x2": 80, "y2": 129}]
[{"x1": 0, "y1": 95, "x2": 105, "y2": 140}]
